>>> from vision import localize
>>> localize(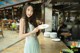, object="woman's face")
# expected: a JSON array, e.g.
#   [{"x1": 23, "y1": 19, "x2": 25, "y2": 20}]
[{"x1": 26, "y1": 6, "x2": 33, "y2": 18}]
